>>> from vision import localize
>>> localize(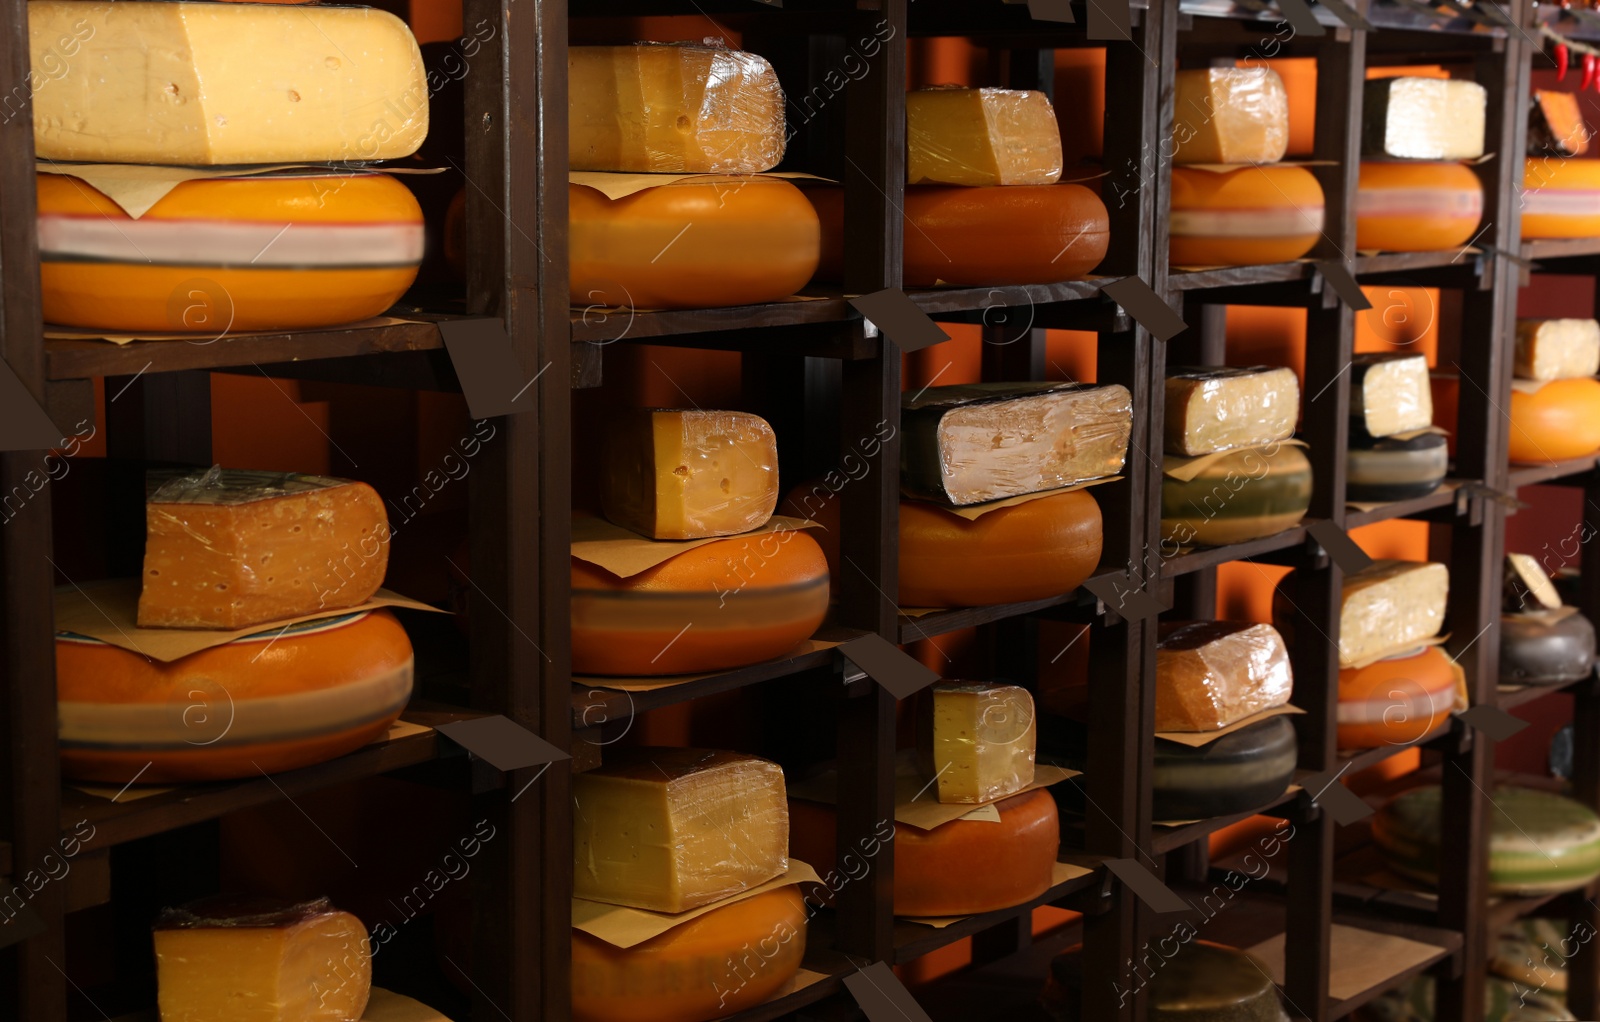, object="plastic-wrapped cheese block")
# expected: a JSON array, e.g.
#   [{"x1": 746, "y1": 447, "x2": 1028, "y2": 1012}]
[
  {"x1": 787, "y1": 790, "x2": 1059, "y2": 916},
  {"x1": 1501, "y1": 609, "x2": 1597, "y2": 686},
  {"x1": 1362, "y1": 77, "x2": 1487, "y2": 160},
  {"x1": 1332, "y1": 561, "x2": 1449, "y2": 667},
  {"x1": 29, "y1": 2, "x2": 425, "y2": 164},
  {"x1": 1161, "y1": 443, "x2": 1313, "y2": 548},
  {"x1": 1375, "y1": 785, "x2": 1600, "y2": 895},
  {"x1": 1172, "y1": 67, "x2": 1290, "y2": 165},
  {"x1": 573, "y1": 748, "x2": 788, "y2": 913},
  {"x1": 1508, "y1": 378, "x2": 1600, "y2": 463},
  {"x1": 916, "y1": 682, "x2": 1036, "y2": 804},
  {"x1": 902, "y1": 382, "x2": 1131, "y2": 505},
  {"x1": 1044, "y1": 941, "x2": 1290, "y2": 1022},
  {"x1": 1155, "y1": 622, "x2": 1293, "y2": 731},
  {"x1": 1164, "y1": 366, "x2": 1300, "y2": 456},
  {"x1": 153, "y1": 896, "x2": 371, "y2": 1022},
  {"x1": 137, "y1": 467, "x2": 388, "y2": 630},
  {"x1": 570, "y1": 531, "x2": 828, "y2": 675},
  {"x1": 39, "y1": 172, "x2": 423, "y2": 333},
  {"x1": 601, "y1": 410, "x2": 778, "y2": 540},
  {"x1": 1355, "y1": 162, "x2": 1484, "y2": 253},
  {"x1": 1521, "y1": 158, "x2": 1600, "y2": 238},
  {"x1": 1170, "y1": 166, "x2": 1324, "y2": 266},
  {"x1": 570, "y1": 177, "x2": 819, "y2": 310},
  {"x1": 1529, "y1": 89, "x2": 1590, "y2": 158},
  {"x1": 569, "y1": 45, "x2": 784, "y2": 174},
  {"x1": 906, "y1": 87, "x2": 1063, "y2": 186},
  {"x1": 1336, "y1": 646, "x2": 1458, "y2": 750},
  {"x1": 572, "y1": 888, "x2": 806, "y2": 1022},
  {"x1": 1514, "y1": 319, "x2": 1600, "y2": 382},
  {"x1": 1351, "y1": 354, "x2": 1434, "y2": 440},
  {"x1": 58, "y1": 609, "x2": 412, "y2": 783},
  {"x1": 1503, "y1": 553, "x2": 1562, "y2": 612},
  {"x1": 1346, "y1": 432, "x2": 1448, "y2": 503}
]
